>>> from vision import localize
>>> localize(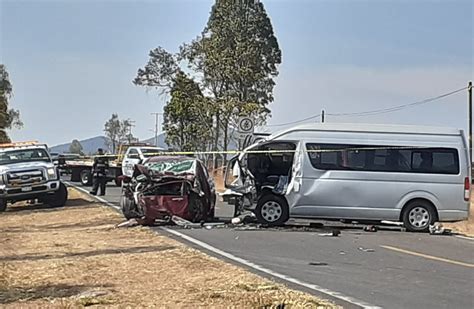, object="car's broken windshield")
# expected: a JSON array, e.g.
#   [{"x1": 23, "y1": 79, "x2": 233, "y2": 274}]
[{"x1": 145, "y1": 159, "x2": 196, "y2": 175}]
